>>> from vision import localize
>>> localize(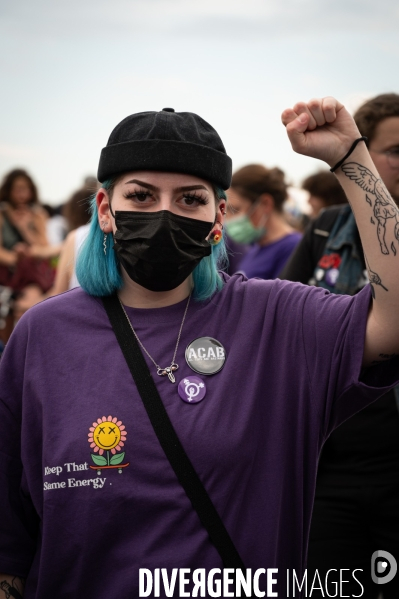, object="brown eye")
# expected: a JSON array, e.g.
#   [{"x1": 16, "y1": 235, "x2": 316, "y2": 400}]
[
  {"x1": 181, "y1": 194, "x2": 208, "y2": 207},
  {"x1": 134, "y1": 192, "x2": 151, "y2": 202},
  {"x1": 124, "y1": 191, "x2": 153, "y2": 202}
]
